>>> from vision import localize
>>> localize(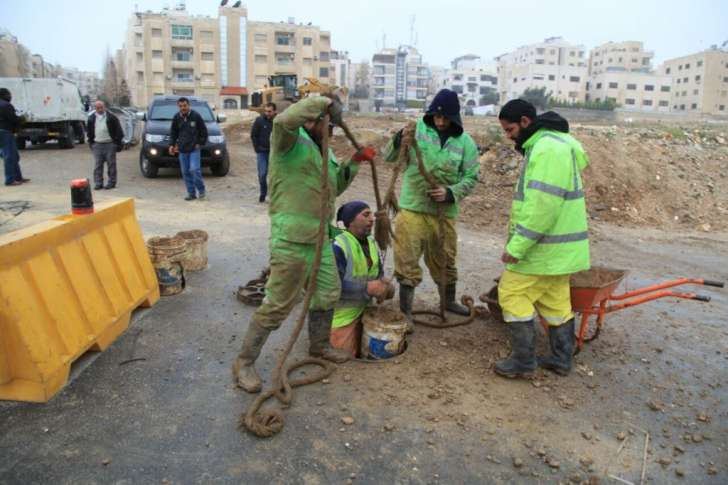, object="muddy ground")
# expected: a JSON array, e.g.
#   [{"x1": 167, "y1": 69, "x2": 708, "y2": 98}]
[{"x1": 0, "y1": 116, "x2": 726, "y2": 484}]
